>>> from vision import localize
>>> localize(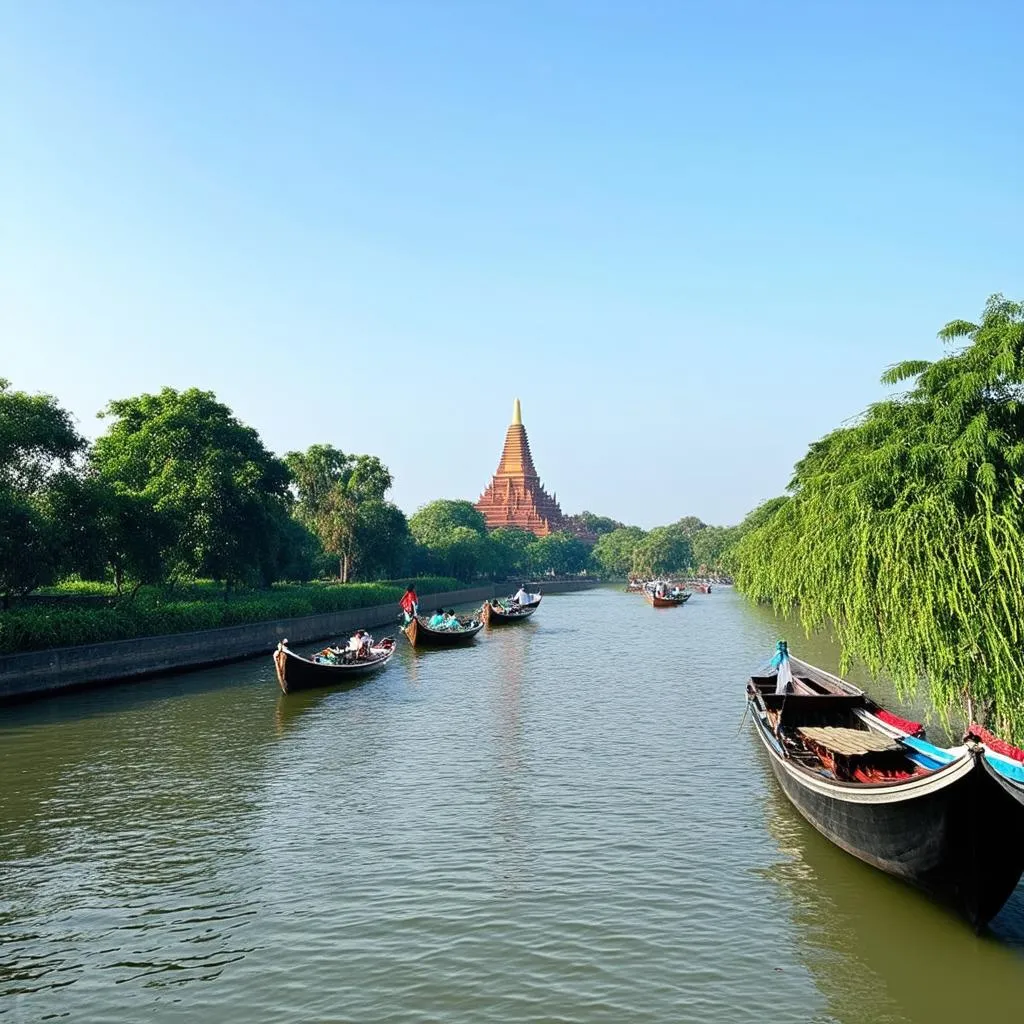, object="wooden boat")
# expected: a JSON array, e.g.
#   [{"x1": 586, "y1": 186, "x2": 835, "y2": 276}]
[
  {"x1": 273, "y1": 637, "x2": 395, "y2": 694},
  {"x1": 402, "y1": 615, "x2": 483, "y2": 648},
  {"x1": 747, "y1": 645, "x2": 1024, "y2": 929},
  {"x1": 481, "y1": 599, "x2": 538, "y2": 626},
  {"x1": 644, "y1": 590, "x2": 690, "y2": 607}
]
